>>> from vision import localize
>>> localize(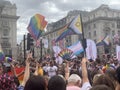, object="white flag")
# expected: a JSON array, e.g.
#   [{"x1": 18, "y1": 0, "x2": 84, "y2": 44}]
[
  {"x1": 53, "y1": 46, "x2": 63, "y2": 64},
  {"x1": 116, "y1": 45, "x2": 120, "y2": 61},
  {"x1": 55, "y1": 56, "x2": 63, "y2": 65},
  {"x1": 86, "y1": 39, "x2": 97, "y2": 61},
  {"x1": 43, "y1": 39, "x2": 48, "y2": 48},
  {"x1": 53, "y1": 46, "x2": 61, "y2": 56}
]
